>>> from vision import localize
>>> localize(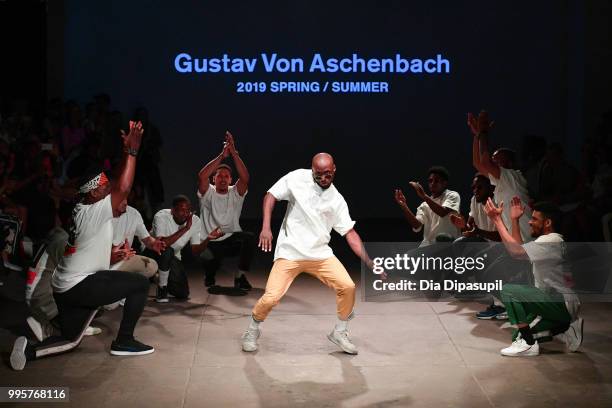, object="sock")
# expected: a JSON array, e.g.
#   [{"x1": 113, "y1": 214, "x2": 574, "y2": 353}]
[
  {"x1": 248, "y1": 316, "x2": 260, "y2": 331},
  {"x1": 519, "y1": 326, "x2": 535, "y2": 345},
  {"x1": 335, "y1": 317, "x2": 349, "y2": 332},
  {"x1": 159, "y1": 269, "x2": 169, "y2": 287}
]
